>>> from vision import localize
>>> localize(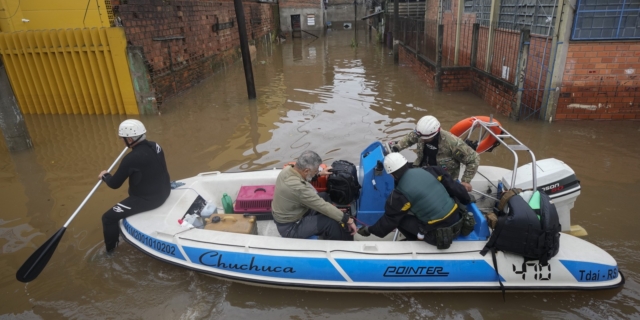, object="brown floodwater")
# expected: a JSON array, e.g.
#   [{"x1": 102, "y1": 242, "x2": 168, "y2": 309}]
[{"x1": 1, "y1": 29, "x2": 639, "y2": 319}]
